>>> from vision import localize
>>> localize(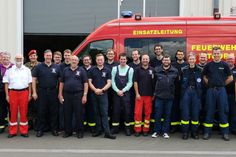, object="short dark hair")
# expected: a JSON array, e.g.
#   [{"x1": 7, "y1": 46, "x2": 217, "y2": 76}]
[
  {"x1": 140, "y1": 53, "x2": 149, "y2": 60},
  {"x1": 154, "y1": 44, "x2": 163, "y2": 50},
  {"x1": 132, "y1": 49, "x2": 140, "y2": 55},
  {"x1": 64, "y1": 49, "x2": 72, "y2": 54},
  {"x1": 53, "y1": 51, "x2": 62, "y2": 57},
  {"x1": 163, "y1": 54, "x2": 171, "y2": 60},
  {"x1": 44, "y1": 49, "x2": 52, "y2": 54},
  {"x1": 119, "y1": 53, "x2": 127, "y2": 59},
  {"x1": 82, "y1": 55, "x2": 92, "y2": 60},
  {"x1": 95, "y1": 53, "x2": 104, "y2": 59},
  {"x1": 212, "y1": 46, "x2": 221, "y2": 51},
  {"x1": 106, "y1": 48, "x2": 115, "y2": 54}
]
